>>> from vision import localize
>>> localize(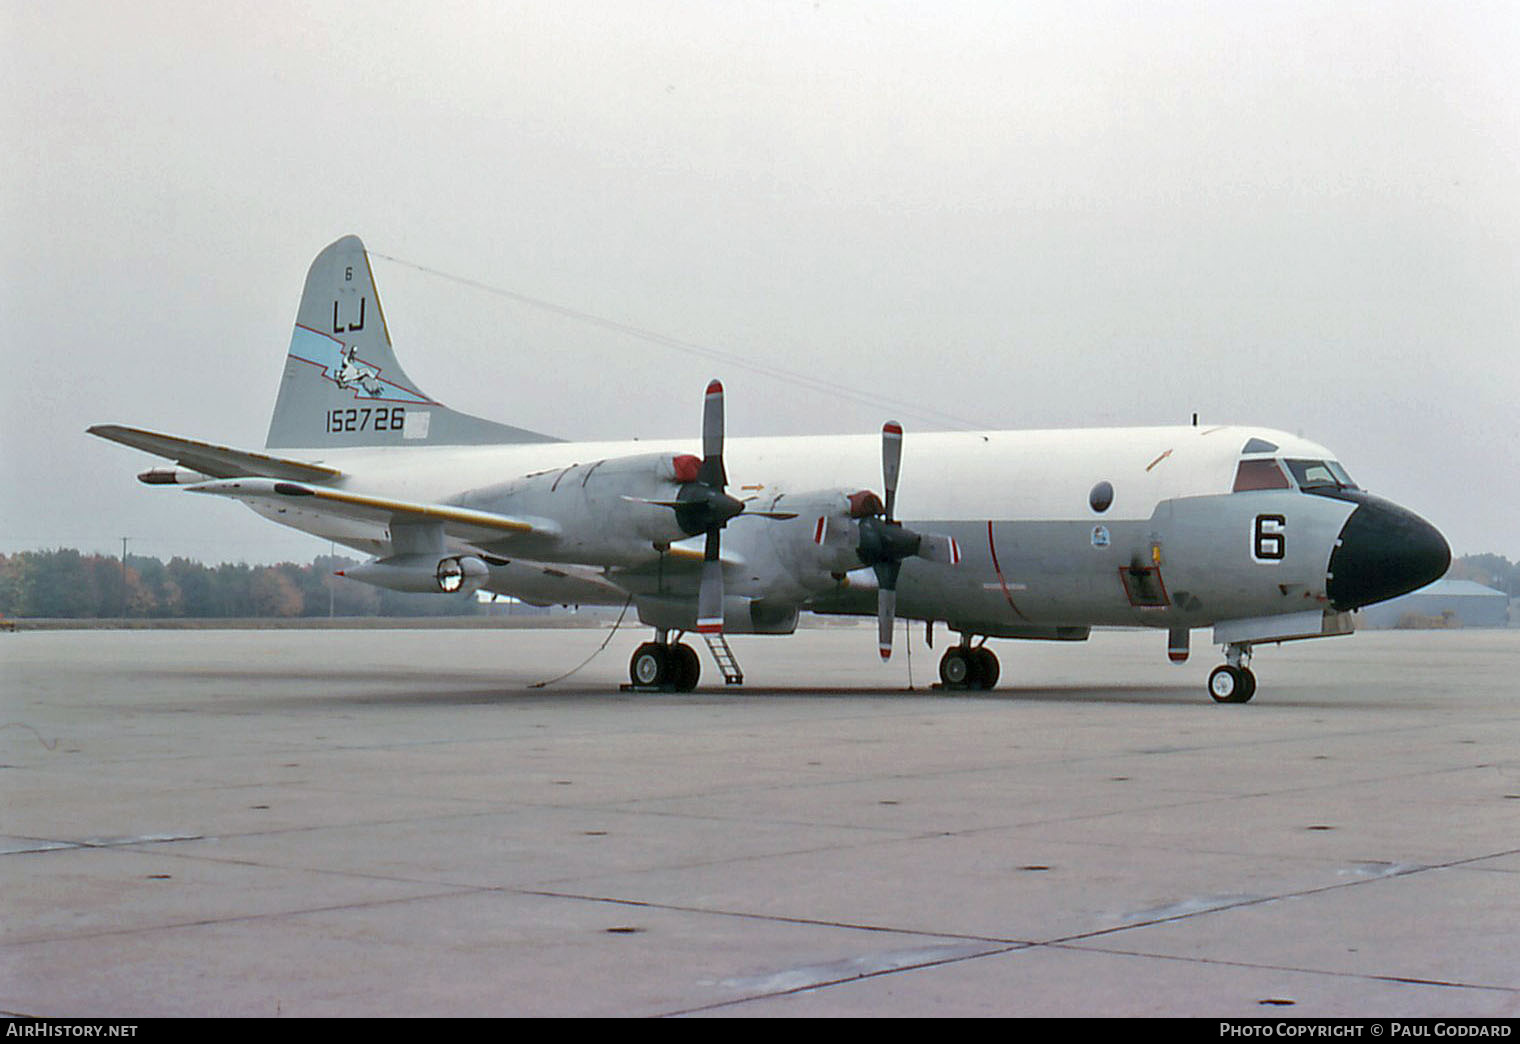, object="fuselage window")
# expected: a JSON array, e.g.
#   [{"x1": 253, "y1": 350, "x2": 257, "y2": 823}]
[
  {"x1": 1089, "y1": 480, "x2": 1114, "y2": 513},
  {"x1": 1232, "y1": 459, "x2": 1290, "y2": 492}
]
